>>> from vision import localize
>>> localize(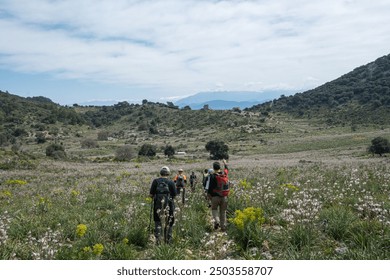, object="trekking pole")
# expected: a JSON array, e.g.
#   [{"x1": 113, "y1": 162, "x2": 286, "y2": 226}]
[
  {"x1": 148, "y1": 196, "x2": 154, "y2": 233},
  {"x1": 182, "y1": 187, "x2": 185, "y2": 204}
]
